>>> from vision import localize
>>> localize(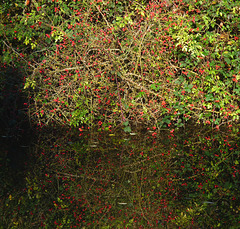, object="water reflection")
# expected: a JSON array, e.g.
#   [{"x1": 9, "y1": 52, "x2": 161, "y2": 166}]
[{"x1": 2, "y1": 124, "x2": 240, "y2": 228}]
